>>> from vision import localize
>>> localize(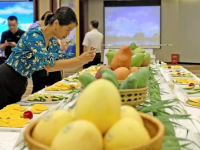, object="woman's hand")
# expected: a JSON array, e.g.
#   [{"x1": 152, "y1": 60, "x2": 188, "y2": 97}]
[
  {"x1": 60, "y1": 40, "x2": 70, "y2": 51},
  {"x1": 79, "y1": 47, "x2": 96, "y2": 64}
]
